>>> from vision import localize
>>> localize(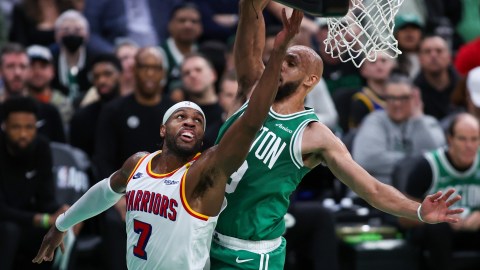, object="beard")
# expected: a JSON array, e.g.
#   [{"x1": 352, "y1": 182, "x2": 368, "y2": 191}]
[
  {"x1": 164, "y1": 131, "x2": 203, "y2": 158},
  {"x1": 99, "y1": 84, "x2": 120, "y2": 102},
  {"x1": 275, "y1": 79, "x2": 301, "y2": 102},
  {"x1": 27, "y1": 82, "x2": 48, "y2": 94},
  {"x1": 6, "y1": 136, "x2": 35, "y2": 158}
]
